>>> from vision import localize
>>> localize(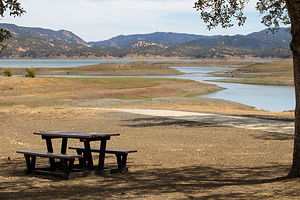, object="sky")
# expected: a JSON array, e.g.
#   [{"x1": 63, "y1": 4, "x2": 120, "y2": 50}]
[{"x1": 1, "y1": 0, "x2": 268, "y2": 42}]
